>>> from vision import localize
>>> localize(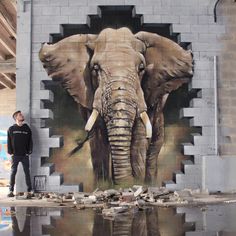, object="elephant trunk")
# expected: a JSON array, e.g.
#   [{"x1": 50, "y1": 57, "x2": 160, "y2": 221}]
[
  {"x1": 103, "y1": 79, "x2": 137, "y2": 184},
  {"x1": 86, "y1": 74, "x2": 152, "y2": 184},
  {"x1": 107, "y1": 116, "x2": 134, "y2": 184}
]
